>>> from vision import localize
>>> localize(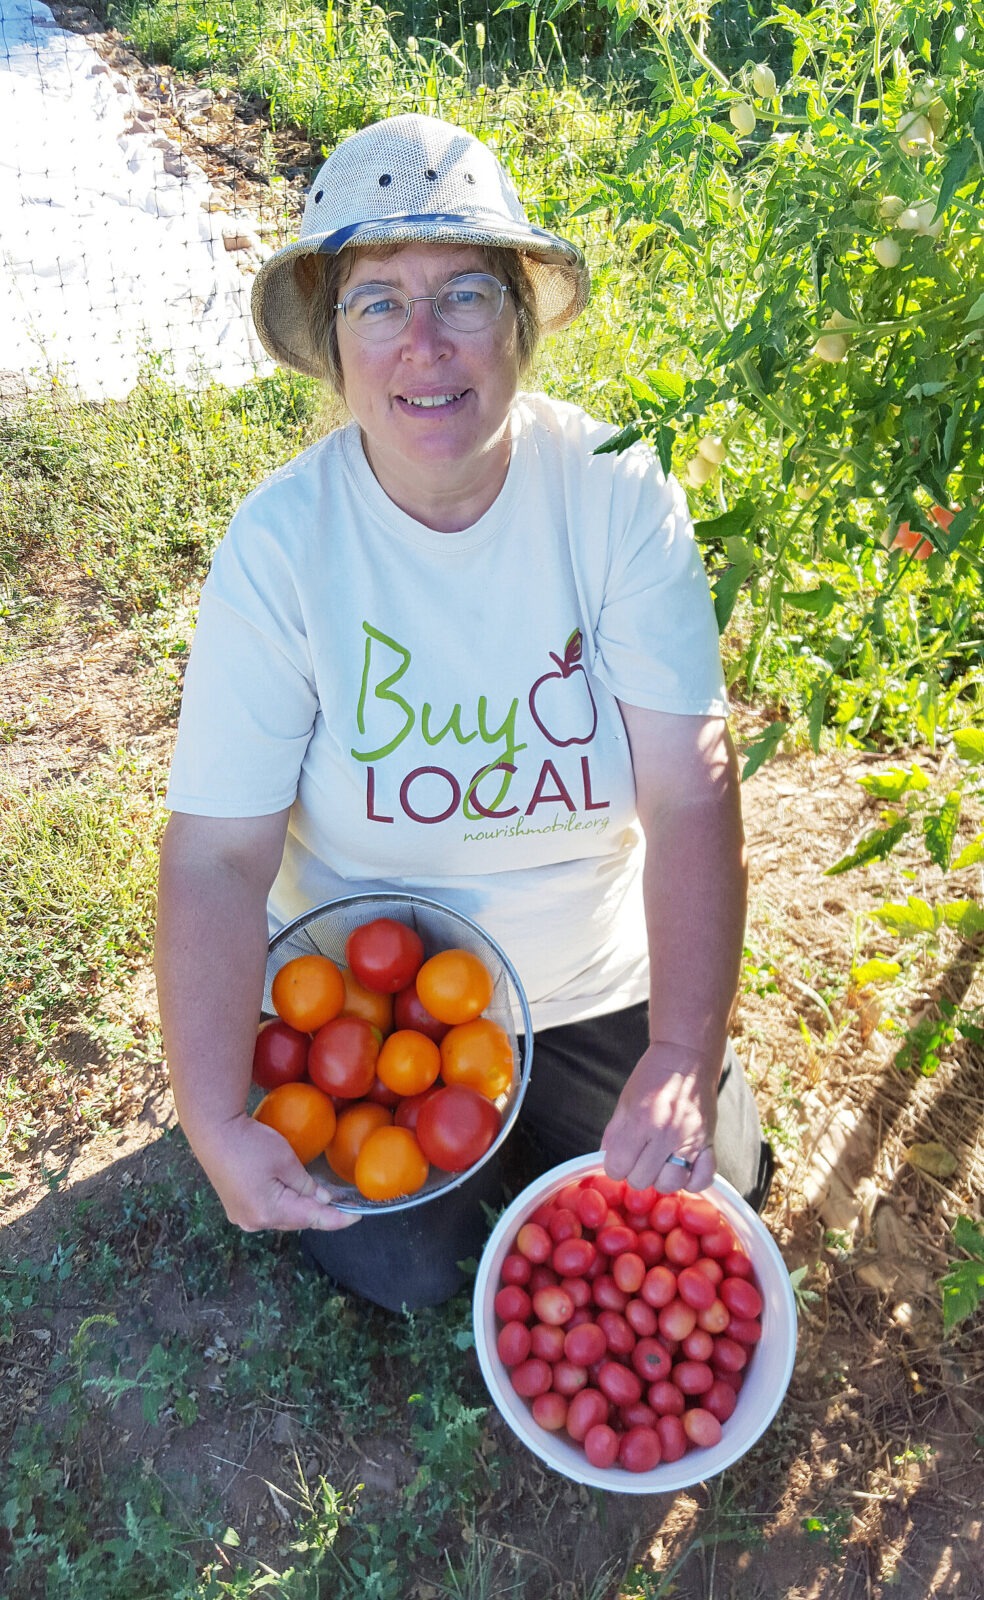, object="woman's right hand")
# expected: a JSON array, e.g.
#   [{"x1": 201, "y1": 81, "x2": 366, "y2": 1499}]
[{"x1": 195, "y1": 1112, "x2": 360, "y2": 1234}]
